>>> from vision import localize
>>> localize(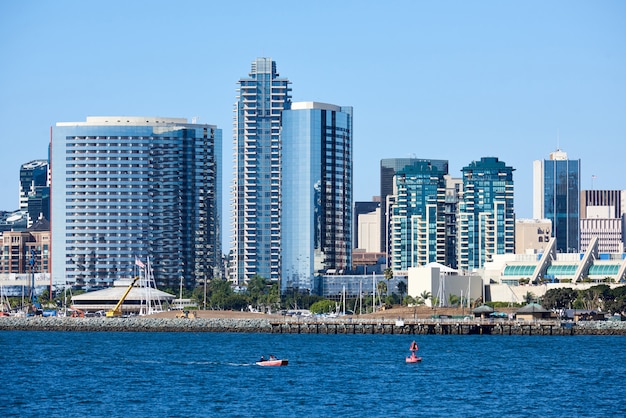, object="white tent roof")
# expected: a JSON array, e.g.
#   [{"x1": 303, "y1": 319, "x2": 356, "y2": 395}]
[{"x1": 424, "y1": 262, "x2": 457, "y2": 274}]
